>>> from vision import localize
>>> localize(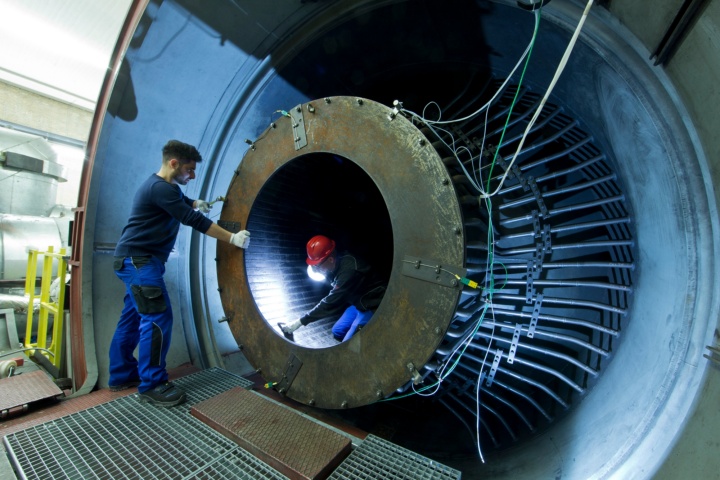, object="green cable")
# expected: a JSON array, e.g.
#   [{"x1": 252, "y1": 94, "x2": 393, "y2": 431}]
[
  {"x1": 485, "y1": 8, "x2": 541, "y2": 195},
  {"x1": 383, "y1": 9, "x2": 543, "y2": 404}
]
